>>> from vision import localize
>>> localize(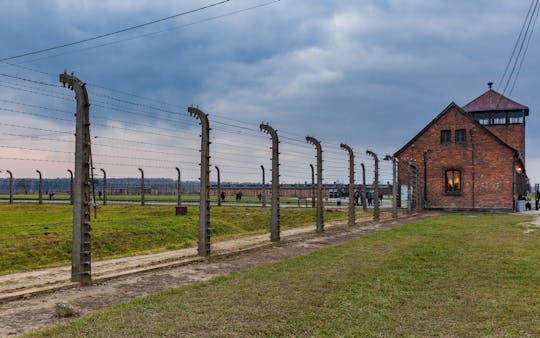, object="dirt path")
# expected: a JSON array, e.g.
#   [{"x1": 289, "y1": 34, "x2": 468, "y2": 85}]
[{"x1": 0, "y1": 213, "x2": 433, "y2": 337}]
